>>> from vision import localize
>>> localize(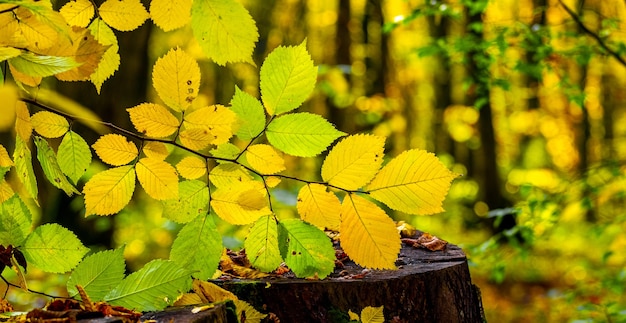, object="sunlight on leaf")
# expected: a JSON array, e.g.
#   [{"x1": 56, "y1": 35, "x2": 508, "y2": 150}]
[
  {"x1": 83, "y1": 165, "x2": 136, "y2": 216},
  {"x1": 245, "y1": 215, "x2": 282, "y2": 272},
  {"x1": 60, "y1": 0, "x2": 95, "y2": 28},
  {"x1": 98, "y1": 0, "x2": 149, "y2": 32},
  {"x1": 366, "y1": 149, "x2": 459, "y2": 215},
  {"x1": 245, "y1": 144, "x2": 285, "y2": 175},
  {"x1": 230, "y1": 86, "x2": 265, "y2": 140},
  {"x1": 321, "y1": 134, "x2": 385, "y2": 190},
  {"x1": 142, "y1": 142, "x2": 169, "y2": 160},
  {"x1": 13, "y1": 136, "x2": 38, "y2": 202},
  {"x1": 176, "y1": 156, "x2": 207, "y2": 180},
  {"x1": 150, "y1": 0, "x2": 192, "y2": 31},
  {"x1": 170, "y1": 215, "x2": 222, "y2": 280},
  {"x1": 136, "y1": 157, "x2": 179, "y2": 201},
  {"x1": 92, "y1": 134, "x2": 138, "y2": 166},
  {"x1": 21, "y1": 223, "x2": 89, "y2": 273},
  {"x1": 183, "y1": 105, "x2": 237, "y2": 145},
  {"x1": 0, "y1": 195, "x2": 32, "y2": 246},
  {"x1": 67, "y1": 247, "x2": 125, "y2": 300},
  {"x1": 161, "y1": 180, "x2": 208, "y2": 223},
  {"x1": 209, "y1": 163, "x2": 253, "y2": 188},
  {"x1": 340, "y1": 194, "x2": 400, "y2": 269},
  {"x1": 14, "y1": 102, "x2": 32, "y2": 142},
  {"x1": 31, "y1": 111, "x2": 69, "y2": 138},
  {"x1": 278, "y1": 218, "x2": 335, "y2": 279},
  {"x1": 127, "y1": 103, "x2": 180, "y2": 138},
  {"x1": 260, "y1": 41, "x2": 317, "y2": 115},
  {"x1": 296, "y1": 183, "x2": 341, "y2": 231},
  {"x1": 34, "y1": 136, "x2": 80, "y2": 196},
  {"x1": 266, "y1": 112, "x2": 345, "y2": 157},
  {"x1": 152, "y1": 47, "x2": 200, "y2": 112},
  {"x1": 58, "y1": 131, "x2": 92, "y2": 184},
  {"x1": 9, "y1": 52, "x2": 80, "y2": 78},
  {"x1": 211, "y1": 181, "x2": 271, "y2": 225},
  {"x1": 88, "y1": 18, "x2": 120, "y2": 93},
  {"x1": 191, "y1": 0, "x2": 258, "y2": 65}
]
